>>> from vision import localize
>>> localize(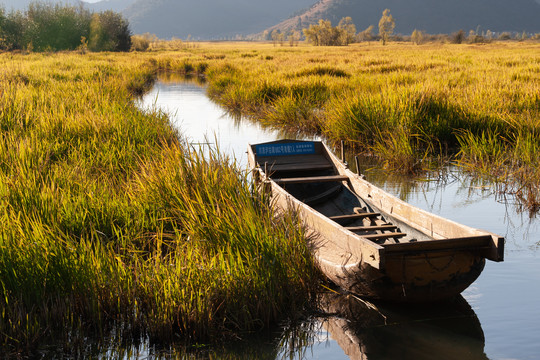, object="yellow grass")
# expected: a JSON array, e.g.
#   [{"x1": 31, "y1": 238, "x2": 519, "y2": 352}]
[
  {"x1": 0, "y1": 50, "x2": 320, "y2": 355},
  {"x1": 2, "y1": 40, "x2": 539, "y2": 354},
  {"x1": 153, "y1": 41, "x2": 540, "y2": 206}
]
